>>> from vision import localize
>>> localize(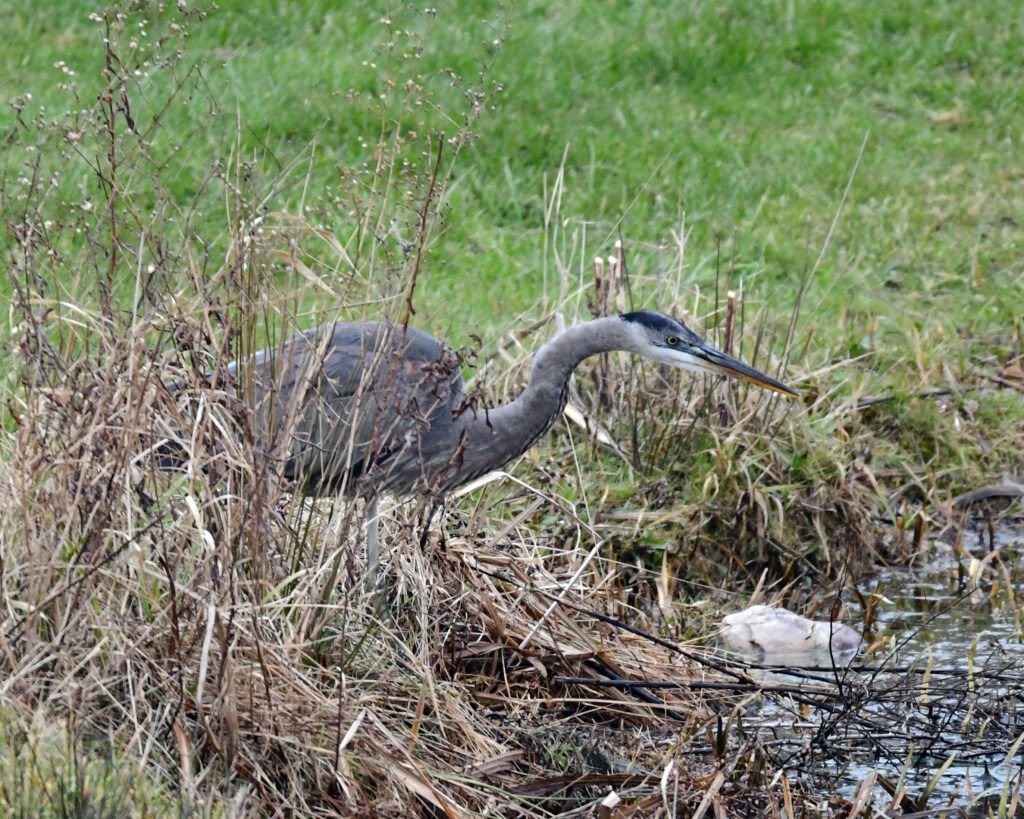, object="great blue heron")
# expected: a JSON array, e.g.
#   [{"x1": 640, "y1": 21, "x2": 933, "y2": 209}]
[{"x1": 168, "y1": 310, "x2": 795, "y2": 576}]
